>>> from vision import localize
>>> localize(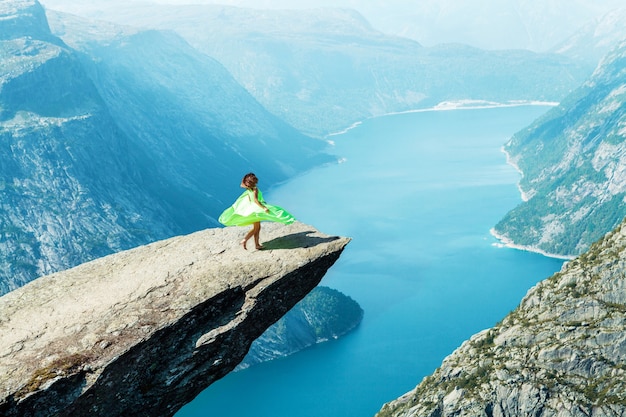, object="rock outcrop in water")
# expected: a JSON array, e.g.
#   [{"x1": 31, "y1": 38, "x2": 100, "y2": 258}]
[
  {"x1": 239, "y1": 285, "x2": 363, "y2": 369},
  {"x1": 376, "y1": 218, "x2": 626, "y2": 417},
  {"x1": 0, "y1": 222, "x2": 350, "y2": 417}
]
